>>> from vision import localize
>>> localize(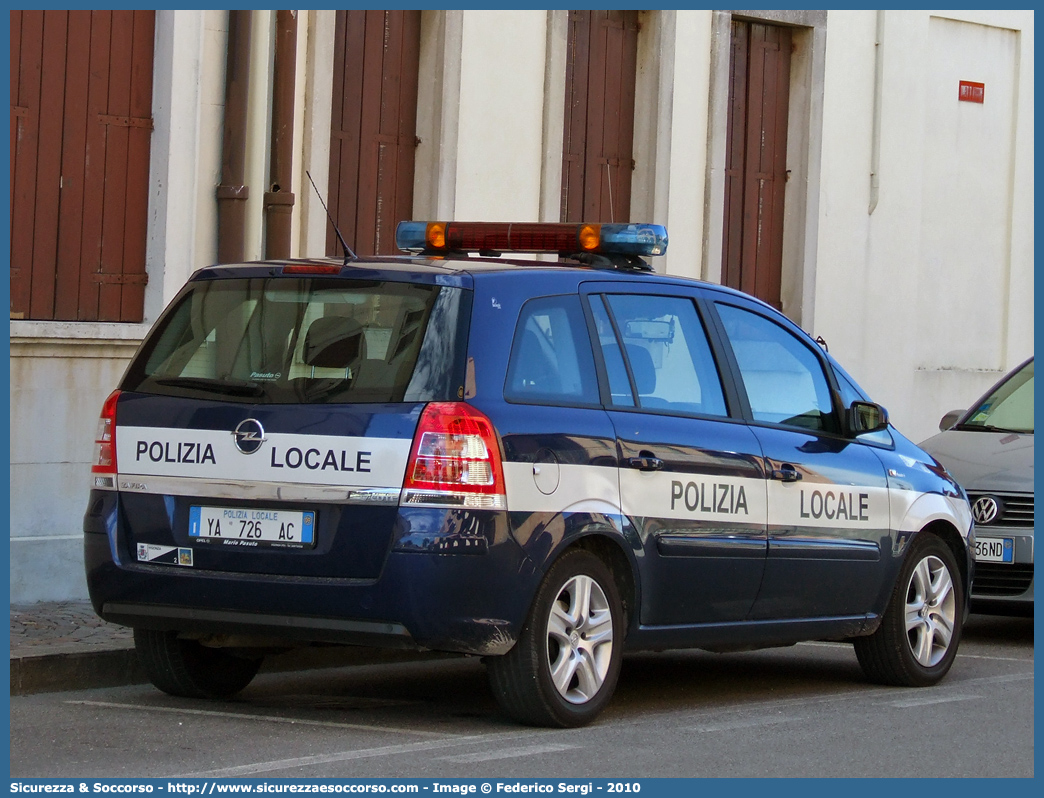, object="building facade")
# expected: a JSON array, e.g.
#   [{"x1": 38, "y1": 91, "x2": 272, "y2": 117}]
[{"x1": 9, "y1": 9, "x2": 1034, "y2": 603}]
